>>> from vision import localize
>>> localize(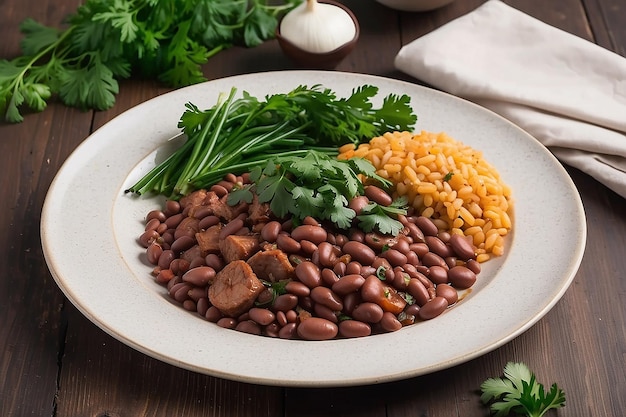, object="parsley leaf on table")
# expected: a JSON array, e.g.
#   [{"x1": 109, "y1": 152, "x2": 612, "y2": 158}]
[{"x1": 480, "y1": 362, "x2": 566, "y2": 417}]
